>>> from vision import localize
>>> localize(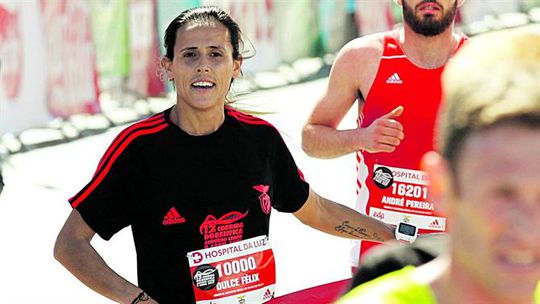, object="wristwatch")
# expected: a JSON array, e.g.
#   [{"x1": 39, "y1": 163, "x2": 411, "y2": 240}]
[
  {"x1": 131, "y1": 291, "x2": 149, "y2": 304},
  {"x1": 394, "y1": 222, "x2": 418, "y2": 243}
]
